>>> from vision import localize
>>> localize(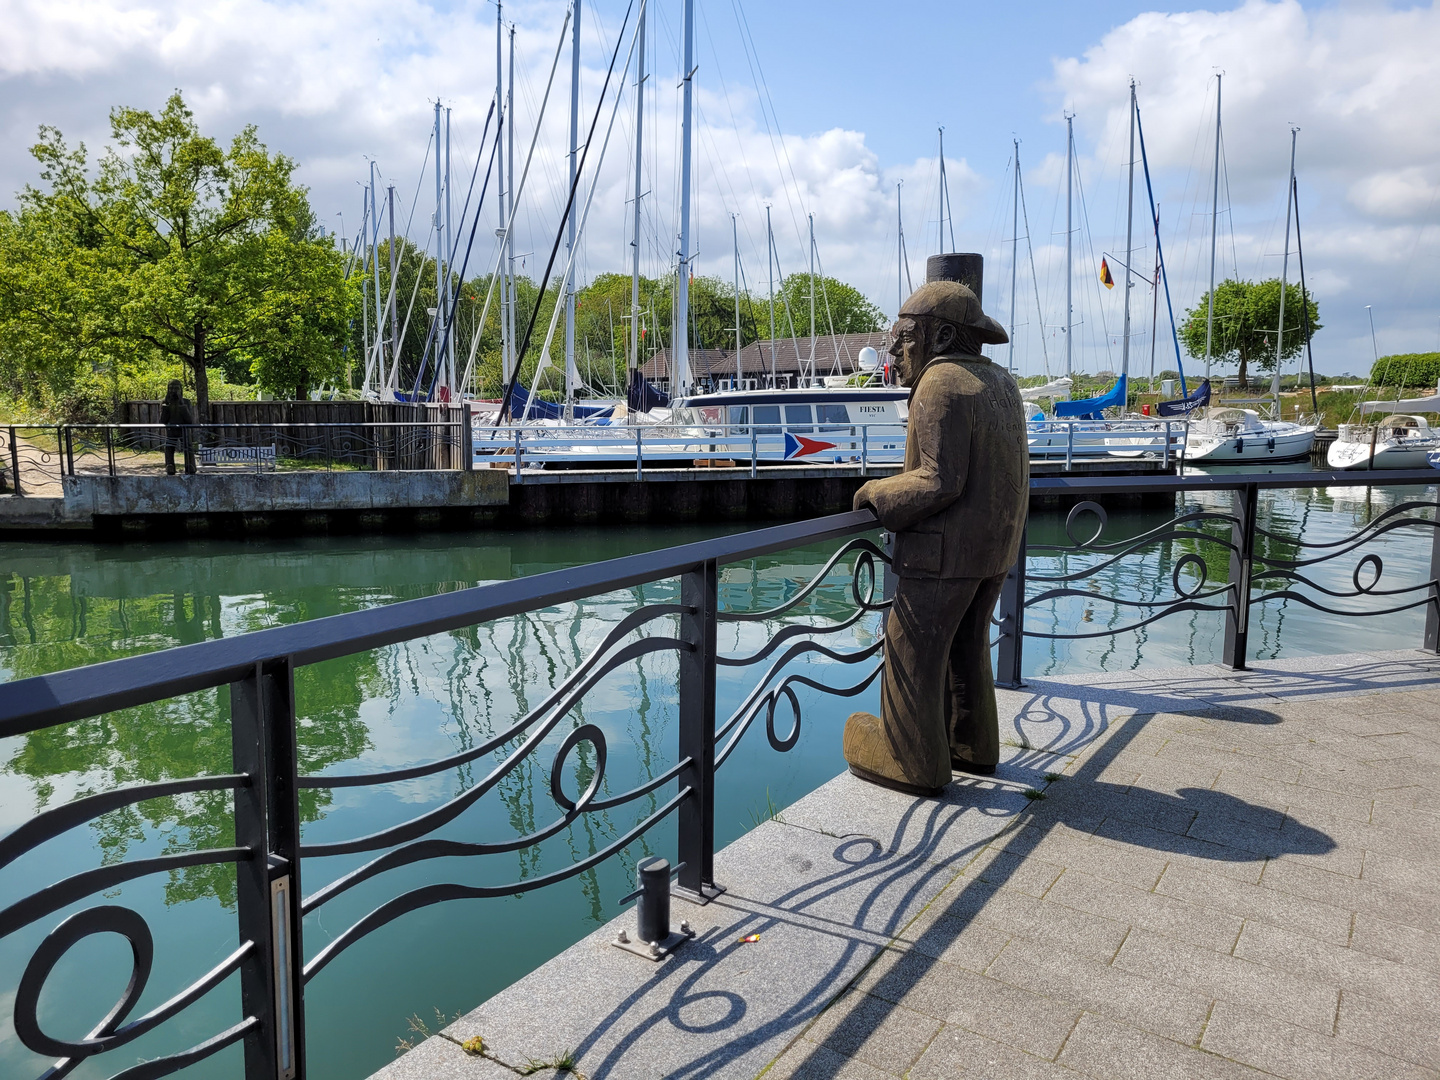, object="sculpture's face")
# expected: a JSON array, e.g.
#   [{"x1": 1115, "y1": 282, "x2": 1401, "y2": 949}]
[
  {"x1": 889, "y1": 317, "x2": 926, "y2": 387},
  {"x1": 889, "y1": 316, "x2": 958, "y2": 386}
]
